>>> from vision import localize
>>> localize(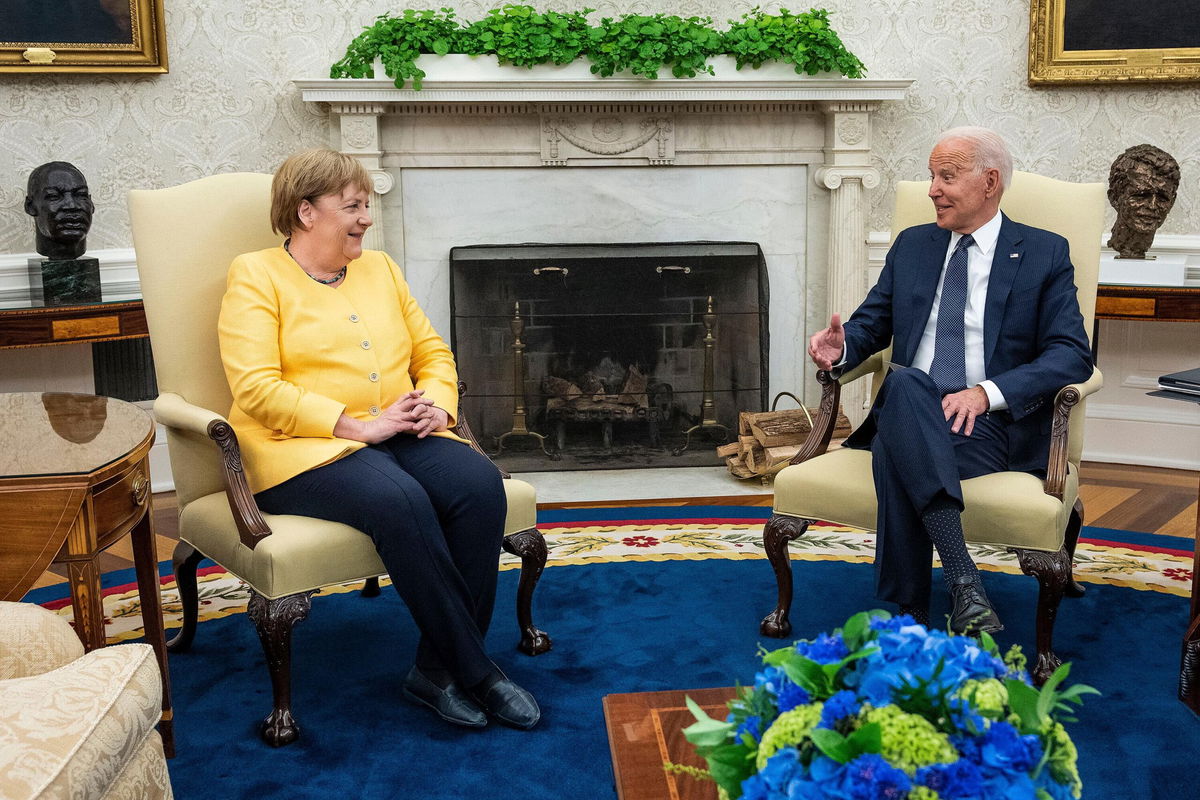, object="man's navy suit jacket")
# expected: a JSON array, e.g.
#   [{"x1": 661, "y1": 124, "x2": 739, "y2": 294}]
[{"x1": 840, "y1": 214, "x2": 1094, "y2": 474}]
